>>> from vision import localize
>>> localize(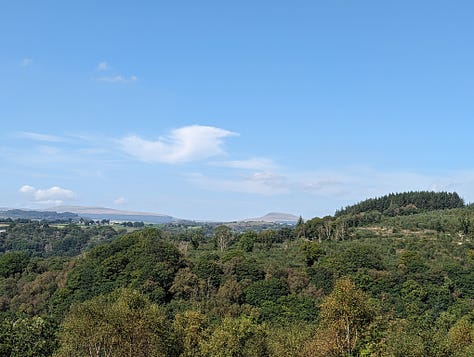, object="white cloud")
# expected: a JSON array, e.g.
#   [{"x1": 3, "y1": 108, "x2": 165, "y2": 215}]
[
  {"x1": 292, "y1": 168, "x2": 474, "y2": 204},
  {"x1": 185, "y1": 166, "x2": 474, "y2": 206},
  {"x1": 37, "y1": 145, "x2": 61, "y2": 155},
  {"x1": 94, "y1": 61, "x2": 137, "y2": 83},
  {"x1": 187, "y1": 171, "x2": 290, "y2": 195},
  {"x1": 19, "y1": 185, "x2": 76, "y2": 205},
  {"x1": 20, "y1": 58, "x2": 33, "y2": 67},
  {"x1": 19, "y1": 185, "x2": 35, "y2": 194},
  {"x1": 18, "y1": 131, "x2": 65, "y2": 143},
  {"x1": 215, "y1": 157, "x2": 277, "y2": 170},
  {"x1": 97, "y1": 61, "x2": 109, "y2": 71},
  {"x1": 35, "y1": 186, "x2": 76, "y2": 201},
  {"x1": 120, "y1": 125, "x2": 238, "y2": 163},
  {"x1": 97, "y1": 75, "x2": 137, "y2": 83},
  {"x1": 113, "y1": 197, "x2": 127, "y2": 205}
]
